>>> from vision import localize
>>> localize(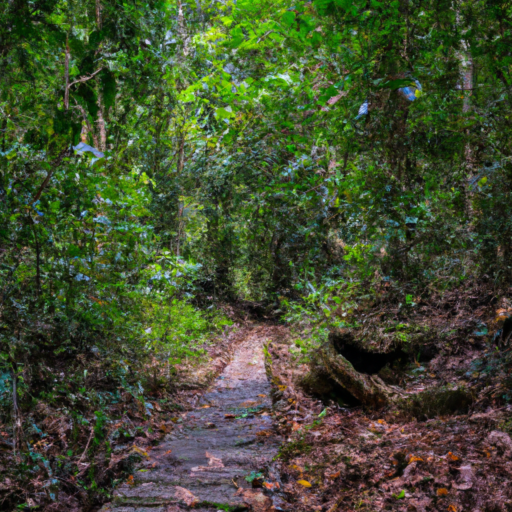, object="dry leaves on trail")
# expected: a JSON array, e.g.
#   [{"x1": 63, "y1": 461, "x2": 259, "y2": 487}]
[
  {"x1": 132, "y1": 445, "x2": 150, "y2": 458},
  {"x1": 206, "y1": 451, "x2": 224, "y2": 468},
  {"x1": 174, "y1": 486, "x2": 199, "y2": 507},
  {"x1": 235, "y1": 488, "x2": 273, "y2": 512}
]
